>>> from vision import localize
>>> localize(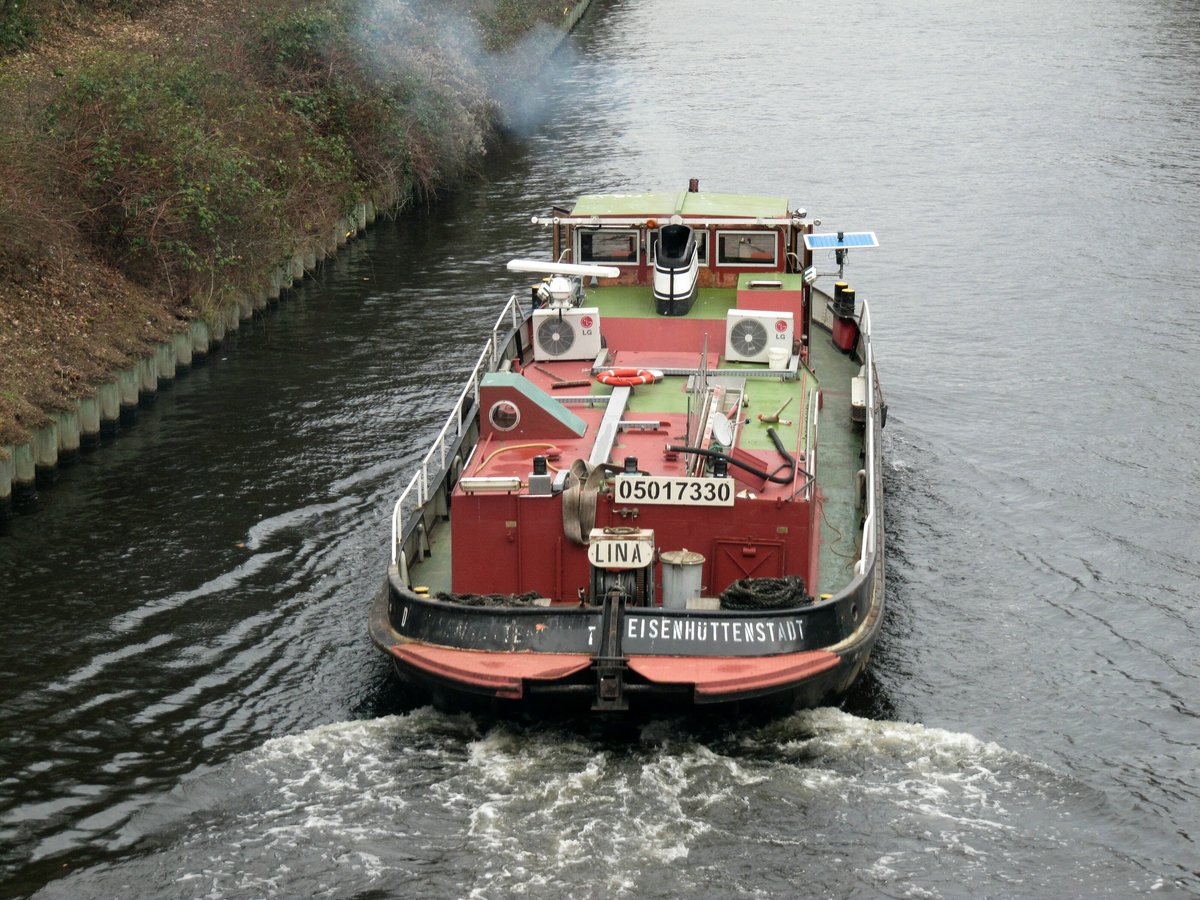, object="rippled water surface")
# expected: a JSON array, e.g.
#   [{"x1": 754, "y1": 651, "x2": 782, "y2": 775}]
[{"x1": 3, "y1": 0, "x2": 1199, "y2": 896}]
